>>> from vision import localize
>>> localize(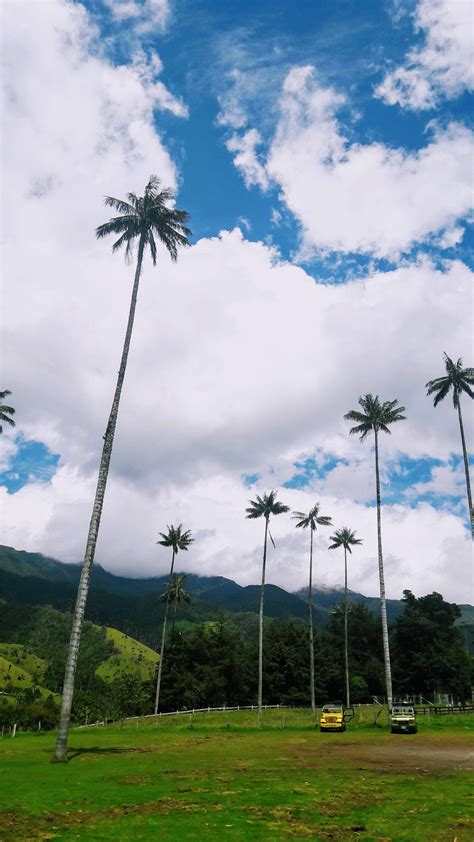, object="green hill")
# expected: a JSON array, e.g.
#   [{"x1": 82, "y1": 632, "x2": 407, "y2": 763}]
[
  {"x1": 0, "y1": 648, "x2": 57, "y2": 701},
  {"x1": 95, "y1": 628, "x2": 159, "y2": 682}
]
